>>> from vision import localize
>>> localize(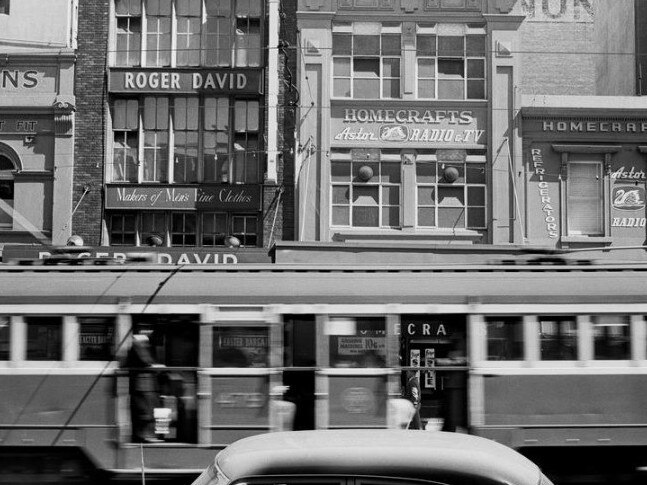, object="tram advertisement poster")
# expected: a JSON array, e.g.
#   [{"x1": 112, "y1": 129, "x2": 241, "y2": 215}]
[
  {"x1": 424, "y1": 348, "x2": 436, "y2": 390},
  {"x1": 337, "y1": 337, "x2": 385, "y2": 355},
  {"x1": 213, "y1": 329, "x2": 269, "y2": 368}
]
